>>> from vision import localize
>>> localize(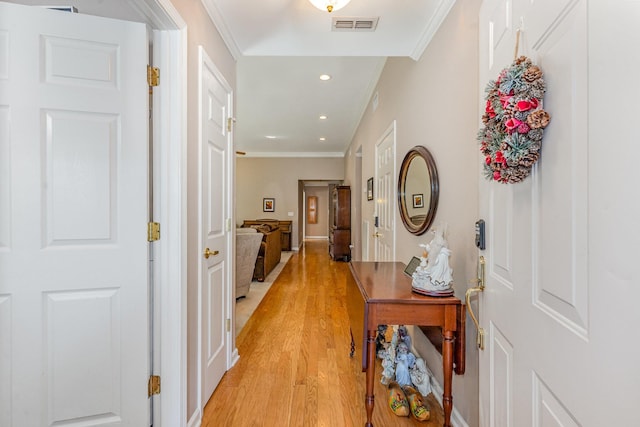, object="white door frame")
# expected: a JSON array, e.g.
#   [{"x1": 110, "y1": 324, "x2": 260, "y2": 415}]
[
  {"x1": 373, "y1": 120, "x2": 397, "y2": 261},
  {"x1": 196, "y1": 45, "x2": 236, "y2": 419},
  {"x1": 131, "y1": 1, "x2": 188, "y2": 425}
]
